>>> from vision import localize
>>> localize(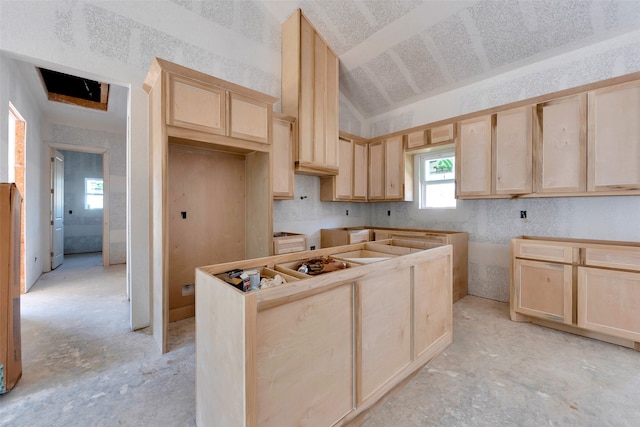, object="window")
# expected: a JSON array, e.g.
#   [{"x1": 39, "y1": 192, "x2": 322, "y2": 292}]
[
  {"x1": 85, "y1": 178, "x2": 103, "y2": 209},
  {"x1": 418, "y1": 149, "x2": 456, "y2": 209}
]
